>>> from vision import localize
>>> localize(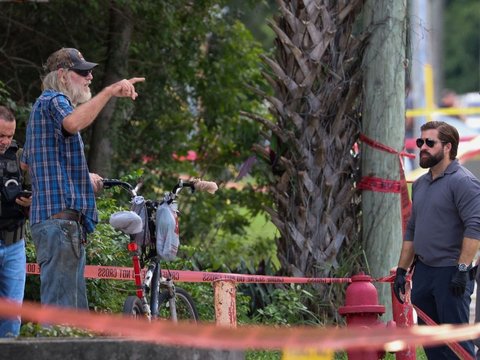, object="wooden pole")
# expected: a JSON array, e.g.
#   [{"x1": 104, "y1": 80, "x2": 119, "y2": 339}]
[{"x1": 362, "y1": 0, "x2": 408, "y2": 320}]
